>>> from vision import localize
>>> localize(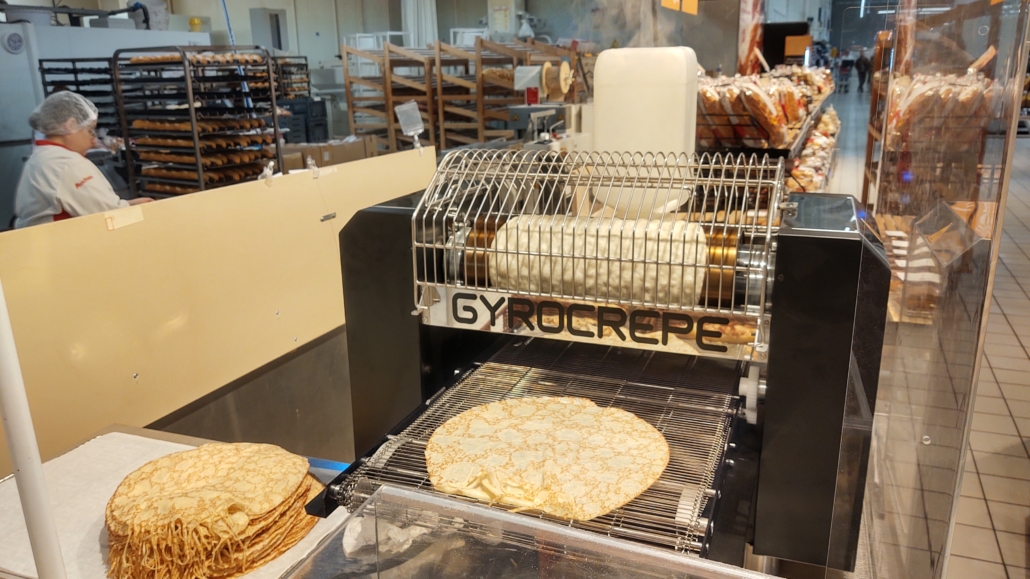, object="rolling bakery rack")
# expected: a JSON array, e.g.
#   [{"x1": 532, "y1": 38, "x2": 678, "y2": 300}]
[
  {"x1": 38, "y1": 58, "x2": 121, "y2": 135},
  {"x1": 432, "y1": 38, "x2": 526, "y2": 148},
  {"x1": 274, "y1": 56, "x2": 311, "y2": 100},
  {"x1": 433, "y1": 38, "x2": 580, "y2": 149},
  {"x1": 113, "y1": 45, "x2": 284, "y2": 197},
  {"x1": 342, "y1": 43, "x2": 439, "y2": 154}
]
